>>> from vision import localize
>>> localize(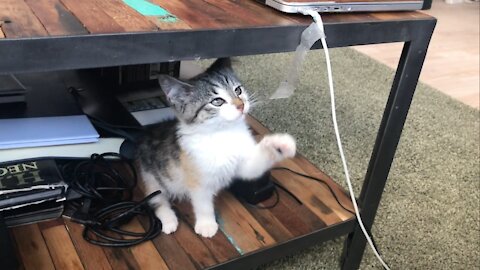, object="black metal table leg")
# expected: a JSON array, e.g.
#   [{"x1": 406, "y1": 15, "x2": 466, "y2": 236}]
[{"x1": 340, "y1": 20, "x2": 436, "y2": 270}]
